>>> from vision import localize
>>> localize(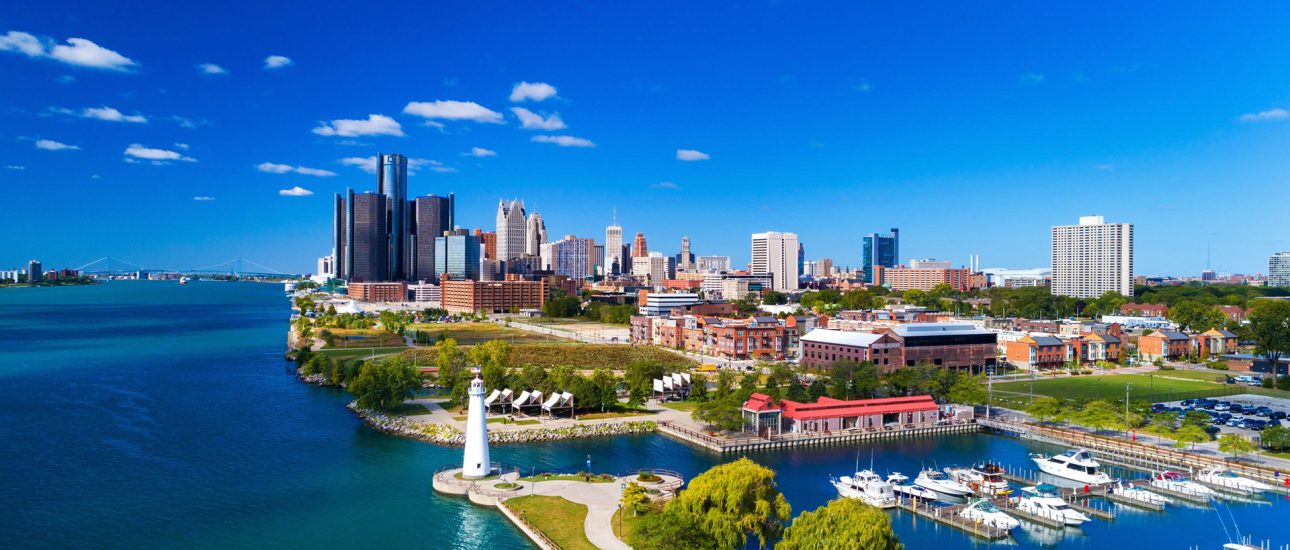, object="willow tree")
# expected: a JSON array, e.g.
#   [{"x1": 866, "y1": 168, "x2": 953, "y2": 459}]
[
  {"x1": 777, "y1": 498, "x2": 902, "y2": 550},
  {"x1": 665, "y1": 458, "x2": 791, "y2": 549}
]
